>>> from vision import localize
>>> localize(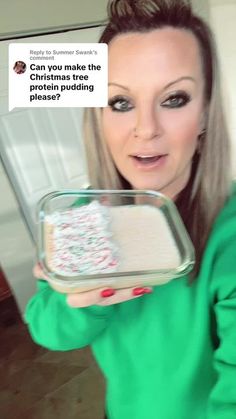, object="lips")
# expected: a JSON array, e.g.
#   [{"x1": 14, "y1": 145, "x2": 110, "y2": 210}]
[
  {"x1": 133, "y1": 155, "x2": 163, "y2": 164},
  {"x1": 130, "y1": 153, "x2": 168, "y2": 170}
]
